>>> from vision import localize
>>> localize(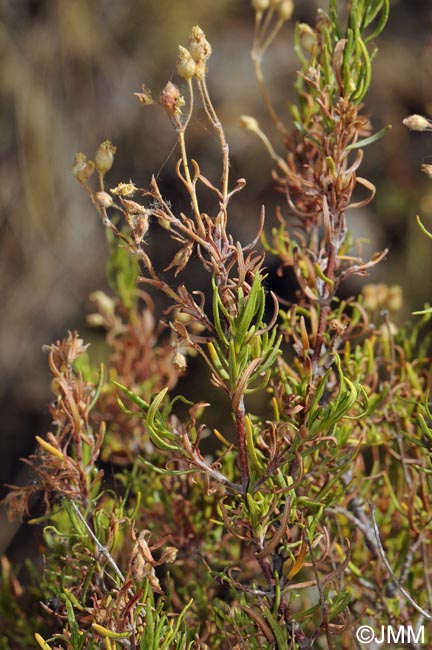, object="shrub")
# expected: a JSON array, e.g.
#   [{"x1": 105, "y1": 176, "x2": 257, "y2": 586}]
[{"x1": 2, "y1": 1, "x2": 432, "y2": 648}]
